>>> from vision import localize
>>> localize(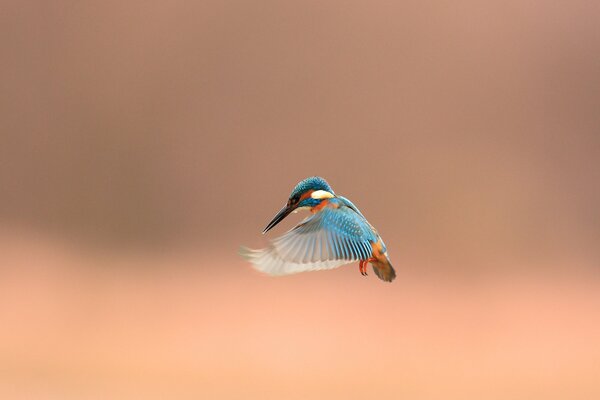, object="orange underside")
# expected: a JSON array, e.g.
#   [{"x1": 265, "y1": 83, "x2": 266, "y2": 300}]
[{"x1": 358, "y1": 239, "x2": 390, "y2": 276}]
